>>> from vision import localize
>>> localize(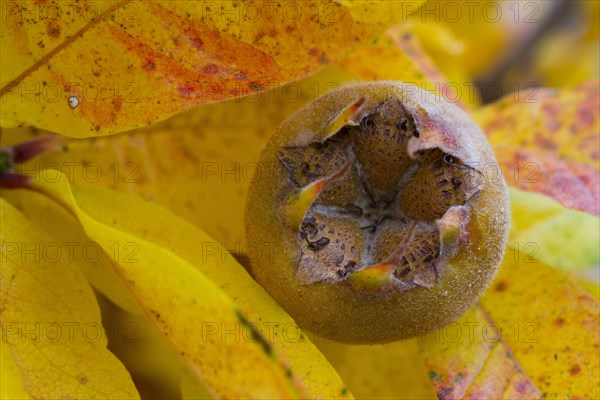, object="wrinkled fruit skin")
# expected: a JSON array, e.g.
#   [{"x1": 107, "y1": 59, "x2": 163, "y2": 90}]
[{"x1": 246, "y1": 82, "x2": 509, "y2": 343}]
